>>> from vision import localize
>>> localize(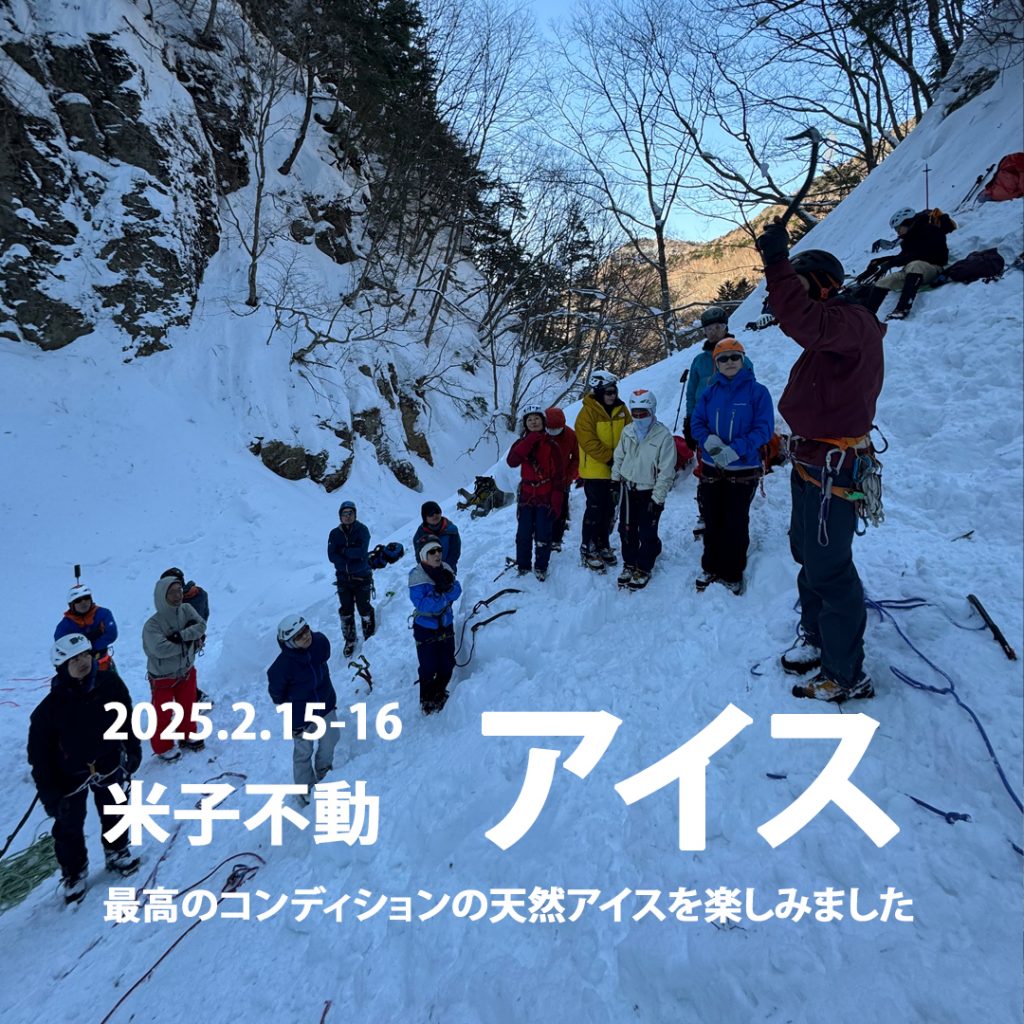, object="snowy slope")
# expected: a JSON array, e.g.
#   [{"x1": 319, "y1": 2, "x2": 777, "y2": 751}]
[{"x1": 1, "y1": 20, "x2": 1022, "y2": 1024}]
